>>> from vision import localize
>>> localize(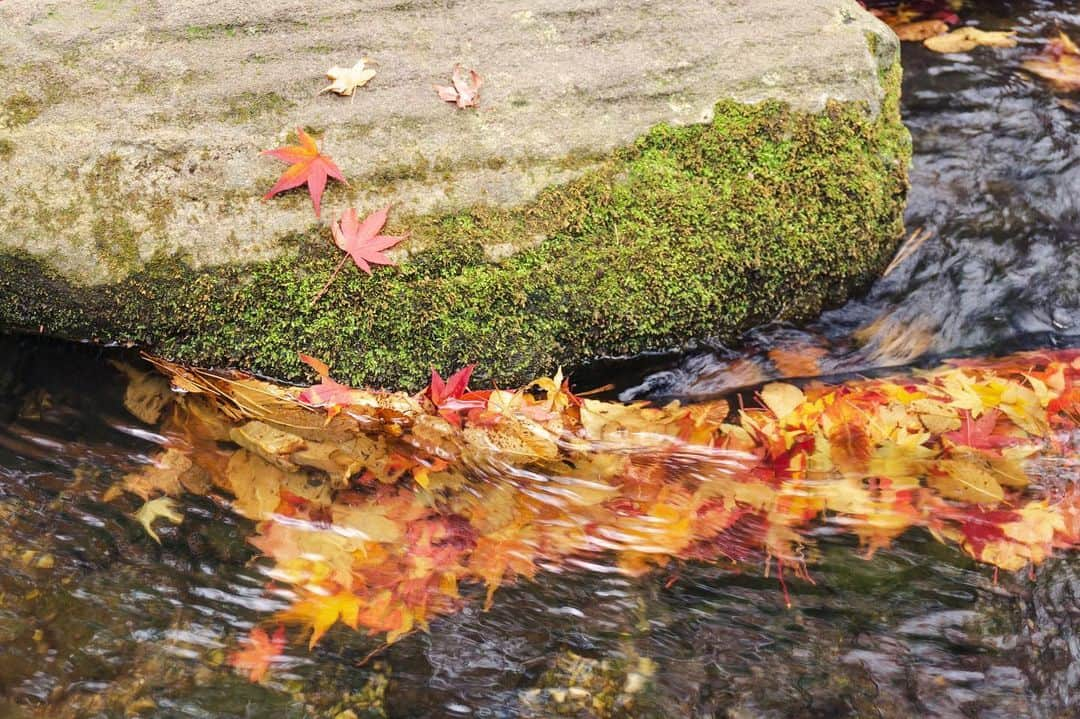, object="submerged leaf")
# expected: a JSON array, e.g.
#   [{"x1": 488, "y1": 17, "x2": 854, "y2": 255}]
[
  {"x1": 894, "y1": 19, "x2": 949, "y2": 42},
  {"x1": 229, "y1": 625, "x2": 286, "y2": 682},
  {"x1": 133, "y1": 497, "x2": 183, "y2": 543}
]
